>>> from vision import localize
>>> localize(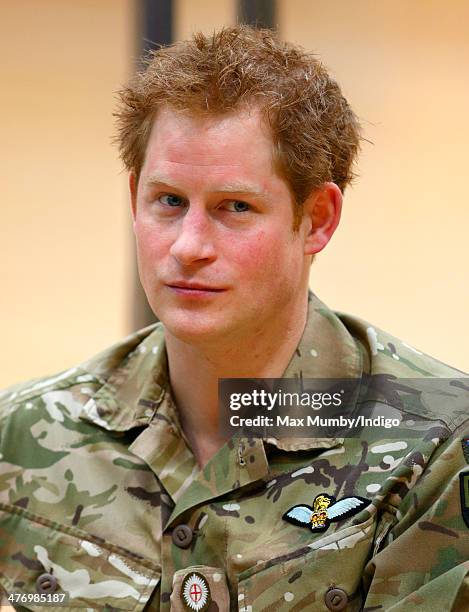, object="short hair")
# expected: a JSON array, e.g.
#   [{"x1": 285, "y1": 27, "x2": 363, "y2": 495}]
[{"x1": 115, "y1": 25, "x2": 361, "y2": 228}]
